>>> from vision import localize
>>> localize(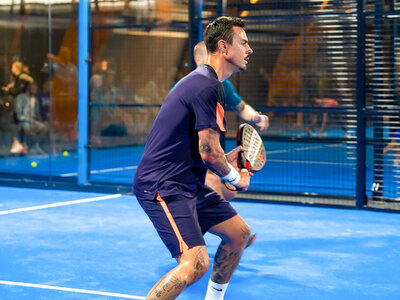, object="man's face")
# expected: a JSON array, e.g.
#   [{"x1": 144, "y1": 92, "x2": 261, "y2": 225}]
[{"x1": 226, "y1": 26, "x2": 253, "y2": 72}]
